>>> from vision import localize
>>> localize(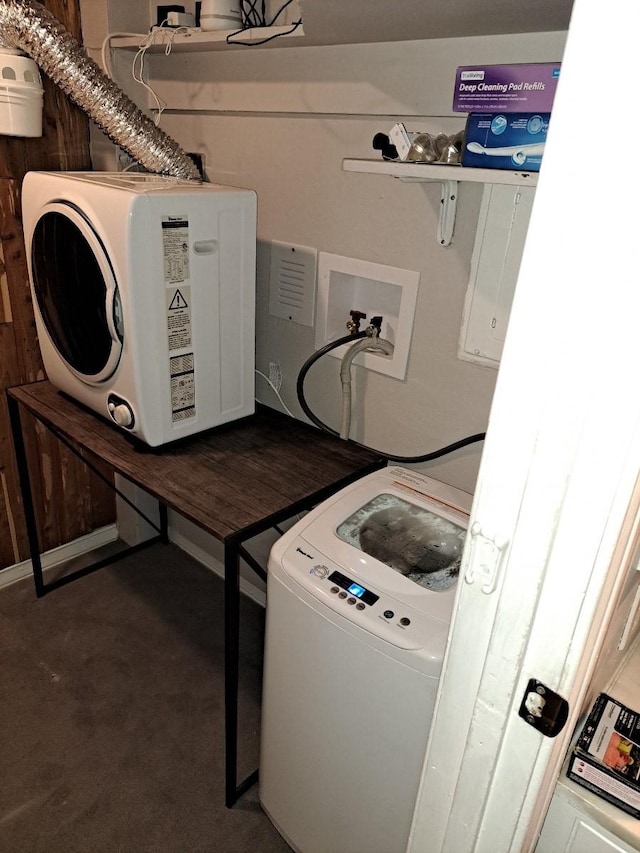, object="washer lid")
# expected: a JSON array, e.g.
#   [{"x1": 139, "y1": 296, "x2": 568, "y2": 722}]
[
  {"x1": 30, "y1": 201, "x2": 123, "y2": 383},
  {"x1": 336, "y1": 491, "x2": 466, "y2": 593},
  {"x1": 293, "y1": 466, "x2": 471, "y2": 609}
]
